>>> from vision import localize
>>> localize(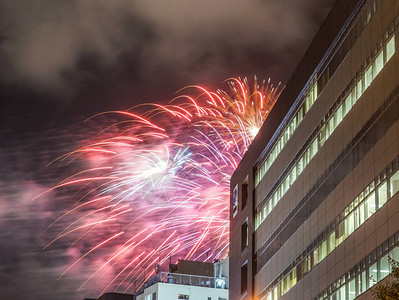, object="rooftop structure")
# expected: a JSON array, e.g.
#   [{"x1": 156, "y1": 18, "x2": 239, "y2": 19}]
[{"x1": 136, "y1": 259, "x2": 229, "y2": 300}]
